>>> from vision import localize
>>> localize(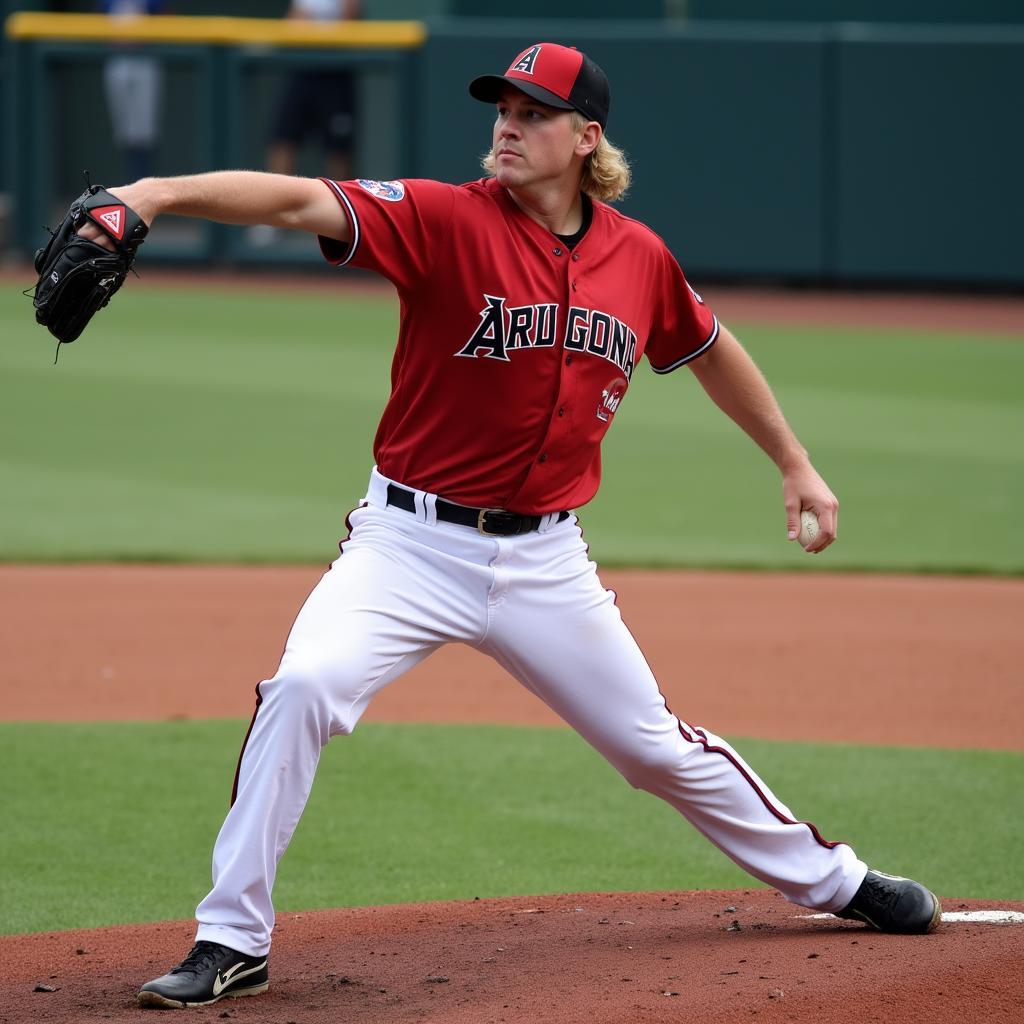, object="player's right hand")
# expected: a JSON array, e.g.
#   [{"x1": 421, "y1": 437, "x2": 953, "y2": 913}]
[{"x1": 782, "y1": 462, "x2": 839, "y2": 553}]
